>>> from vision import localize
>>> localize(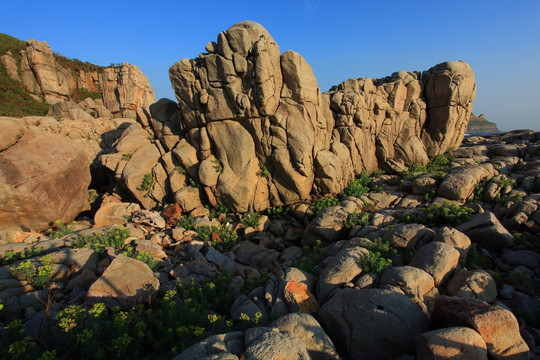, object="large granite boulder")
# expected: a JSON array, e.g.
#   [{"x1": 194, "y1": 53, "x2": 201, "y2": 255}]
[
  {"x1": 318, "y1": 288, "x2": 429, "y2": 359},
  {"x1": 0, "y1": 128, "x2": 90, "y2": 231}
]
